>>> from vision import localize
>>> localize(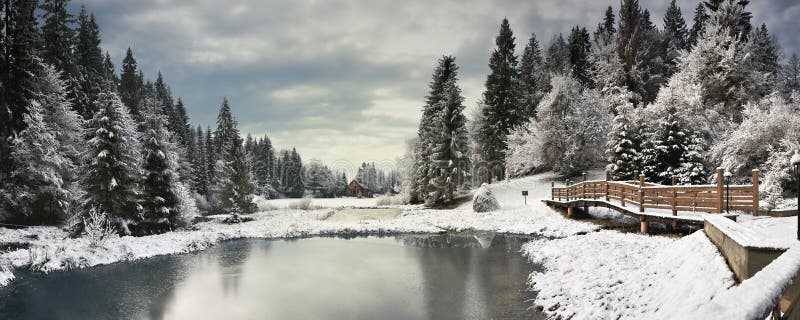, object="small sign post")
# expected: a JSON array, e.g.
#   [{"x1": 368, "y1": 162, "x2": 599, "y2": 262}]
[{"x1": 522, "y1": 190, "x2": 528, "y2": 205}]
